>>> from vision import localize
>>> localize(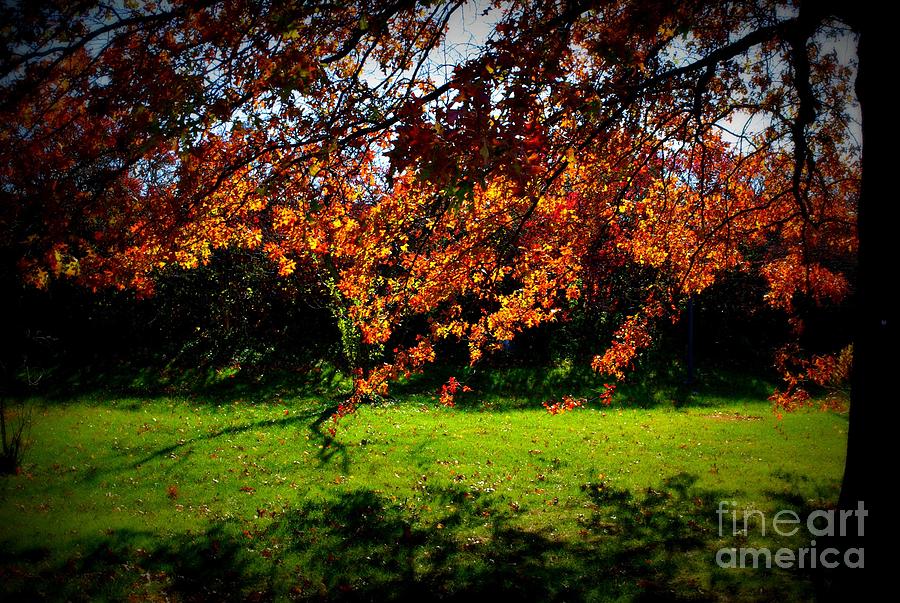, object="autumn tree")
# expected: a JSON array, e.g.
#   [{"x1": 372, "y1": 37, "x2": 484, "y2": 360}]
[{"x1": 1, "y1": 1, "x2": 882, "y2": 577}]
